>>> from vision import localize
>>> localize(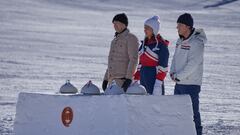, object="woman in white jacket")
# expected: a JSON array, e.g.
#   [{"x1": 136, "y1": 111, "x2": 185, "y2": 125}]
[{"x1": 170, "y1": 13, "x2": 207, "y2": 135}]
